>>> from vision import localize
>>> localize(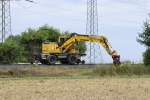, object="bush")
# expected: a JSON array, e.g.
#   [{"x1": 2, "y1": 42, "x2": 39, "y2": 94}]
[{"x1": 0, "y1": 39, "x2": 22, "y2": 64}]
